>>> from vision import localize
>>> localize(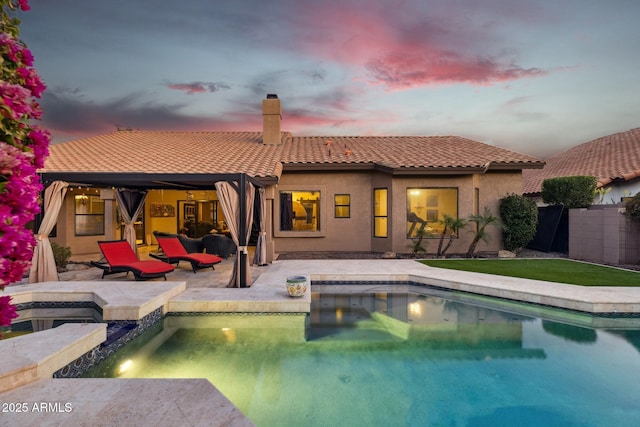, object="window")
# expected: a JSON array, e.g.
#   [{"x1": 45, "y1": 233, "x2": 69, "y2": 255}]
[
  {"x1": 334, "y1": 194, "x2": 350, "y2": 218},
  {"x1": 406, "y1": 188, "x2": 458, "y2": 237},
  {"x1": 75, "y1": 195, "x2": 105, "y2": 236},
  {"x1": 373, "y1": 188, "x2": 388, "y2": 237},
  {"x1": 280, "y1": 191, "x2": 320, "y2": 231}
]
